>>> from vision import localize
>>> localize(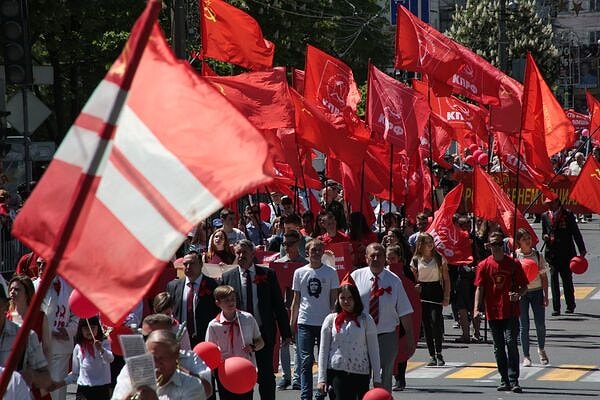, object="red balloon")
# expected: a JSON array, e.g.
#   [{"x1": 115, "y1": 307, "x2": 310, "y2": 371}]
[
  {"x1": 108, "y1": 325, "x2": 134, "y2": 356},
  {"x1": 193, "y1": 342, "x2": 222, "y2": 370},
  {"x1": 363, "y1": 388, "x2": 393, "y2": 400},
  {"x1": 570, "y1": 256, "x2": 588, "y2": 274},
  {"x1": 218, "y1": 357, "x2": 257, "y2": 394},
  {"x1": 520, "y1": 258, "x2": 539, "y2": 283},
  {"x1": 465, "y1": 155, "x2": 476, "y2": 166},
  {"x1": 478, "y1": 153, "x2": 489, "y2": 166},
  {"x1": 472, "y1": 149, "x2": 483, "y2": 160},
  {"x1": 68, "y1": 290, "x2": 98, "y2": 319},
  {"x1": 259, "y1": 202, "x2": 271, "y2": 222},
  {"x1": 468, "y1": 143, "x2": 479, "y2": 153}
]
